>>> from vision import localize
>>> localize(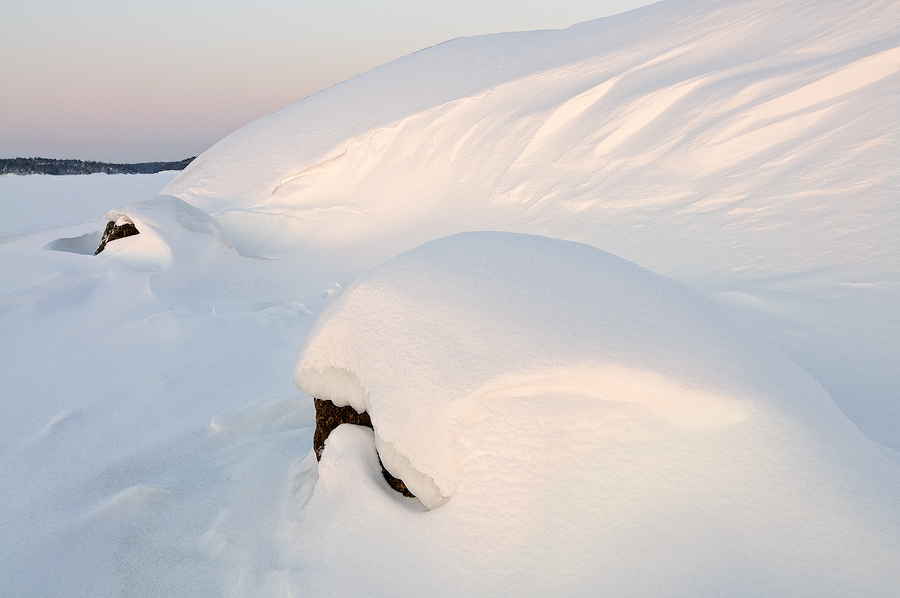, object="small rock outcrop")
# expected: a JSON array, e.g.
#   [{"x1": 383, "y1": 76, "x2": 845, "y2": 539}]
[
  {"x1": 314, "y1": 398, "x2": 414, "y2": 498},
  {"x1": 94, "y1": 220, "x2": 139, "y2": 255}
]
